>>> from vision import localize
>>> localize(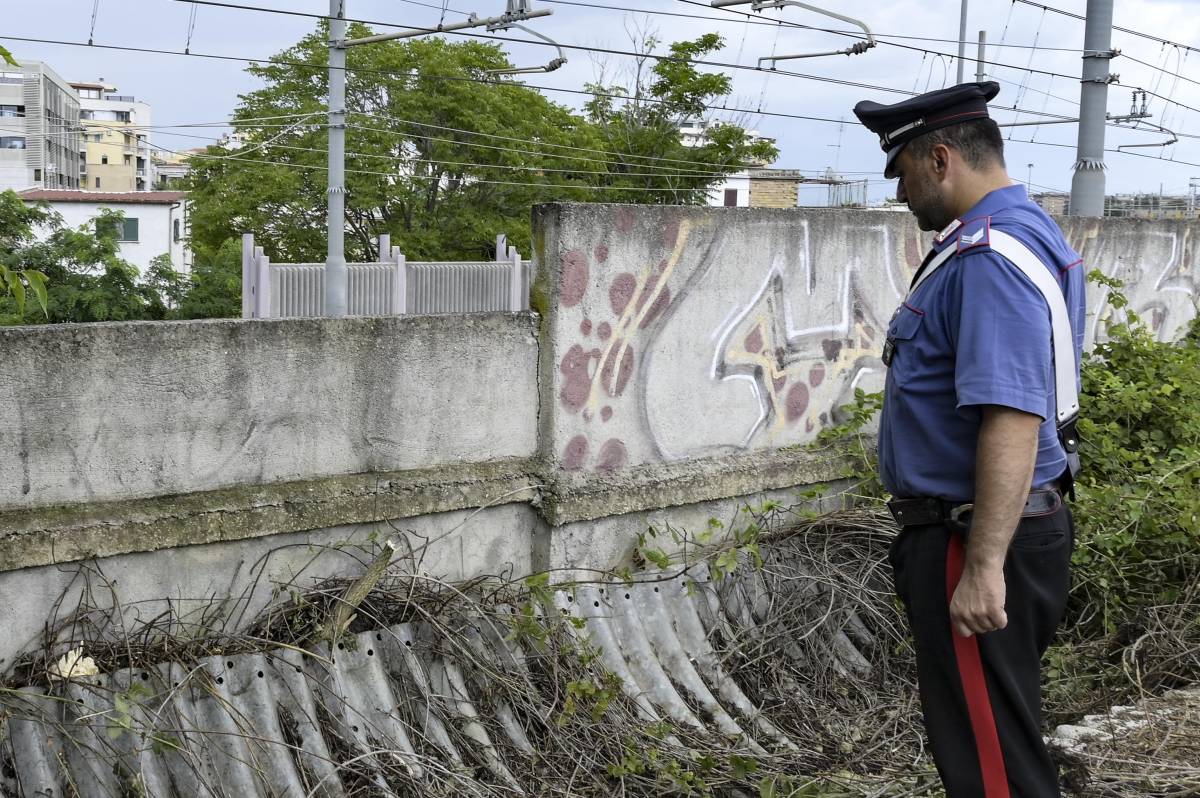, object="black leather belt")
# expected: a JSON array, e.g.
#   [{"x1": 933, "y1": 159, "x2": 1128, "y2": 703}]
[{"x1": 887, "y1": 489, "x2": 1062, "y2": 529}]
